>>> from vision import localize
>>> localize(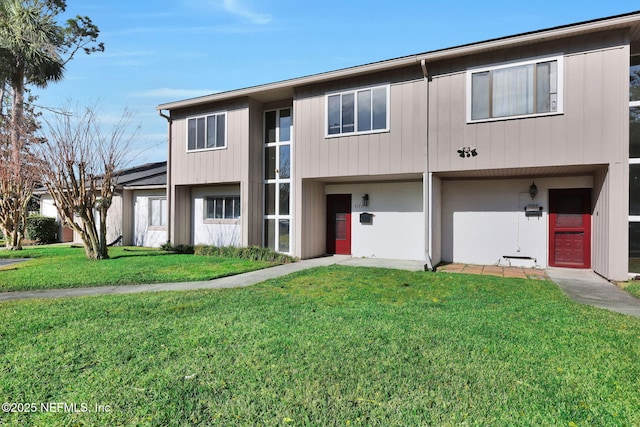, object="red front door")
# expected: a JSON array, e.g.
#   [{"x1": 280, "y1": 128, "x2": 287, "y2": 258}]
[
  {"x1": 549, "y1": 189, "x2": 591, "y2": 268},
  {"x1": 326, "y1": 194, "x2": 351, "y2": 255}
]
